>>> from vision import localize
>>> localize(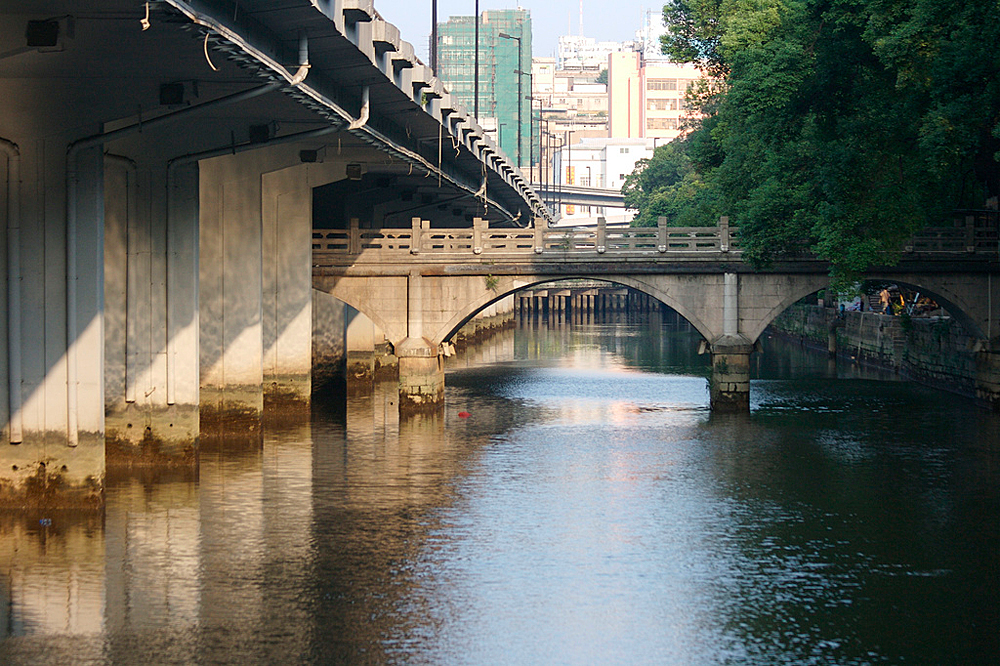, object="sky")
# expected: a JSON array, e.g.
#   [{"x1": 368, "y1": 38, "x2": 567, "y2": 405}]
[{"x1": 371, "y1": 0, "x2": 665, "y2": 61}]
